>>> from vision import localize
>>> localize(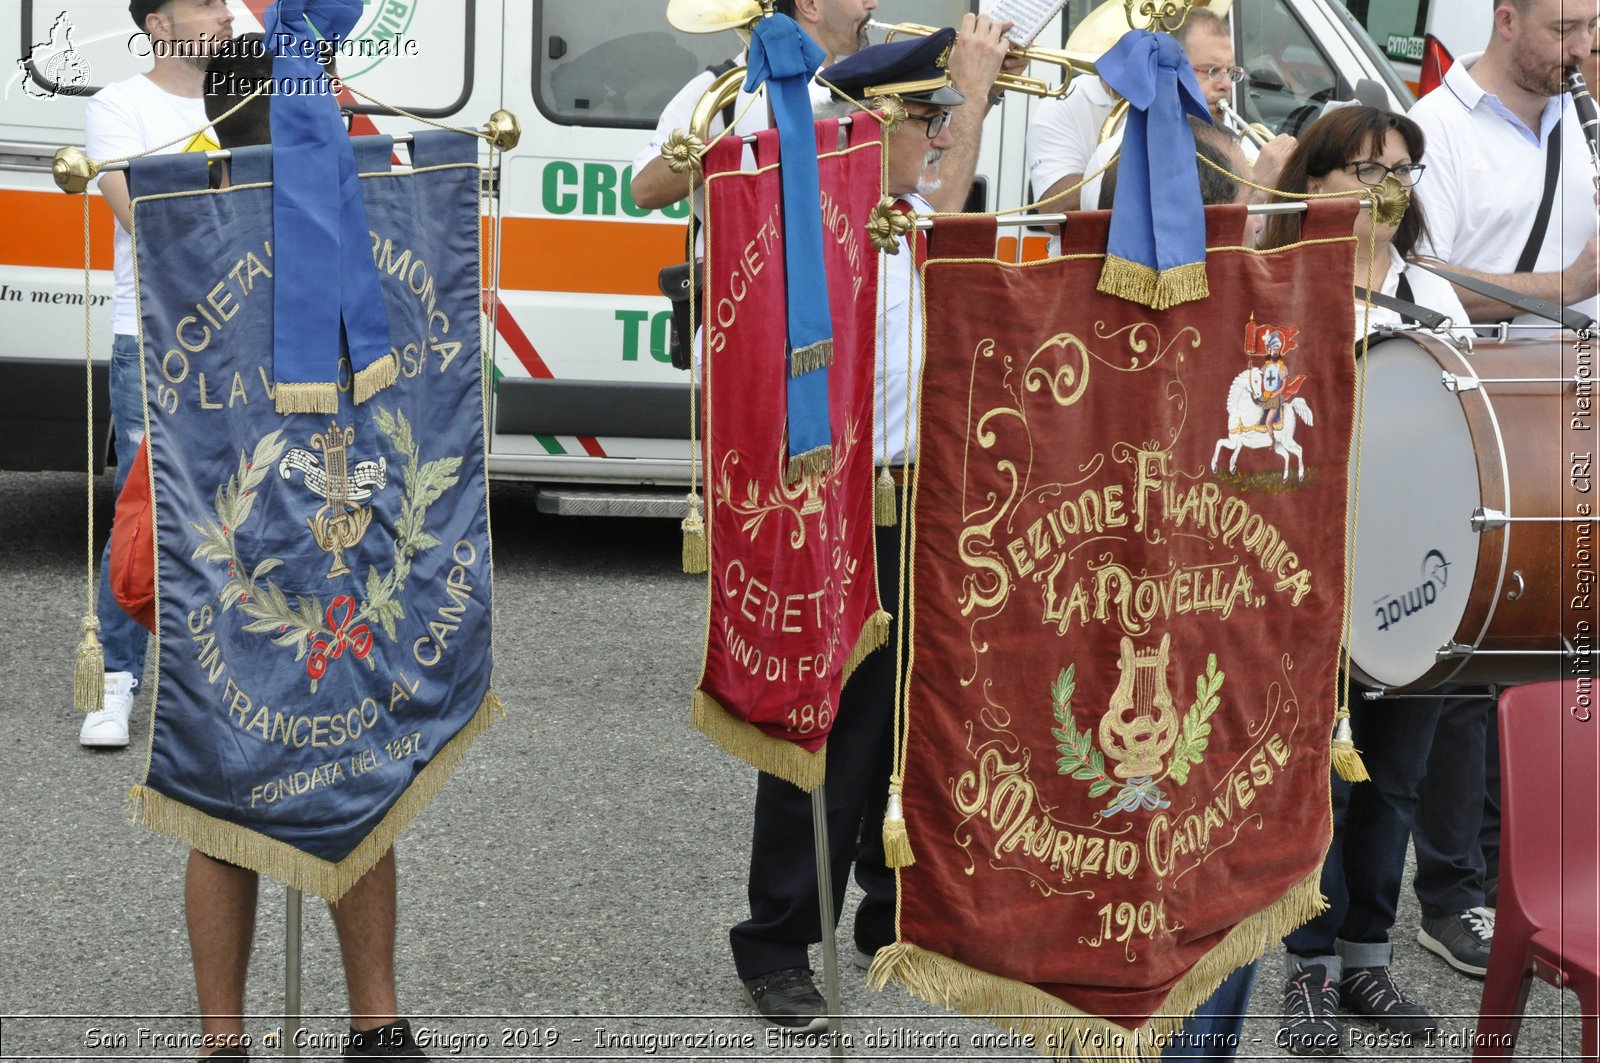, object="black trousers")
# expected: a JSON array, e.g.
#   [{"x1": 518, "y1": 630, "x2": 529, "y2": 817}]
[
  {"x1": 1412, "y1": 691, "x2": 1501, "y2": 918},
  {"x1": 729, "y1": 520, "x2": 902, "y2": 980}
]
